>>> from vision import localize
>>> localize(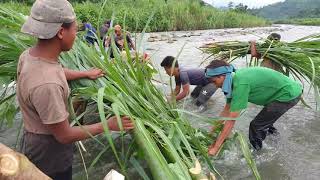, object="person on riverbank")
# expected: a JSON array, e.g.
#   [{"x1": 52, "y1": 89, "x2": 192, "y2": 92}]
[
  {"x1": 160, "y1": 56, "x2": 217, "y2": 111},
  {"x1": 81, "y1": 19, "x2": 97, "y2": 45},
  {"x1": 205, "y1": 60, "x2": 302, "y2": 155},
  {"x1": 99, "y1": 19, "x2": 111, "y2": 40},
  {"x1": 18, "y1": 1, "x2": 134, "y2": 179},
  {"x1": 250, "y1": 33, "x2": 283, "y2": 71},
  {"x1": 105, "y1": 24, "x2": 135, "y2": 57}
]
